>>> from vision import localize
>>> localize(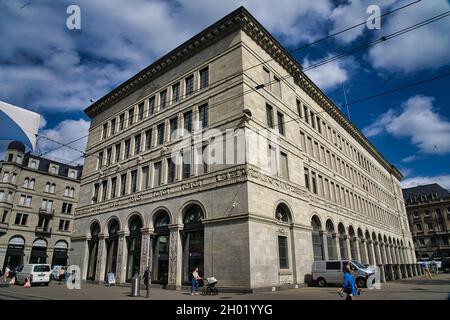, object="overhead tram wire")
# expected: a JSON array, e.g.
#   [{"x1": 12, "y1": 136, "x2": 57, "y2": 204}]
[{"x1": 43, "y1": 0, "x2": 423, "y2": 155}]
